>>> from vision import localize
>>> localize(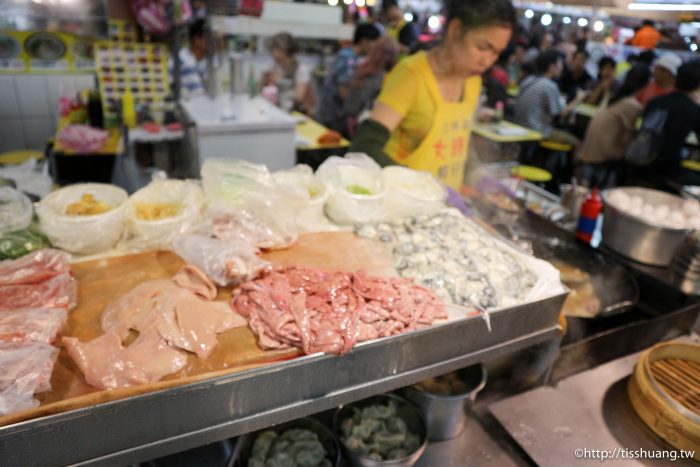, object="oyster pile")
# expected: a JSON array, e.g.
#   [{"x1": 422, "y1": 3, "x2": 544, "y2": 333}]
[{"x1": 355, "y1": 209, "x2": 536, "y2": 310}]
